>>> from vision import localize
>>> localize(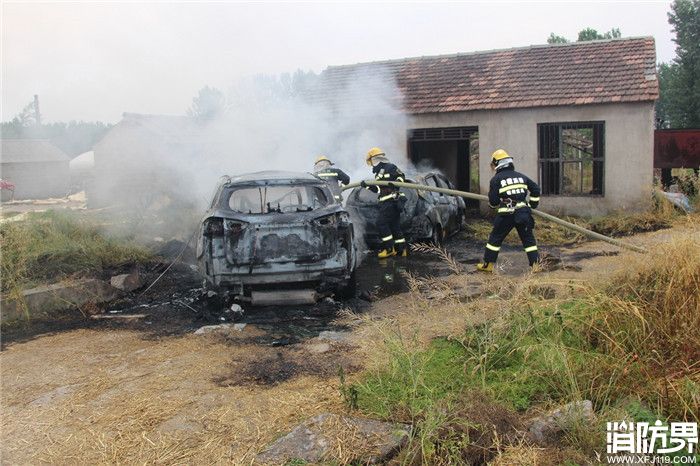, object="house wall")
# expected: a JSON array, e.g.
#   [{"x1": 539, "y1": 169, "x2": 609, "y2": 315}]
[
  {"x1": 1, "y1": 162, "x2": 70, "y2": 200},
  {"x1": 404, "y1": 101, "x2": 656, "y2": 216}
]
